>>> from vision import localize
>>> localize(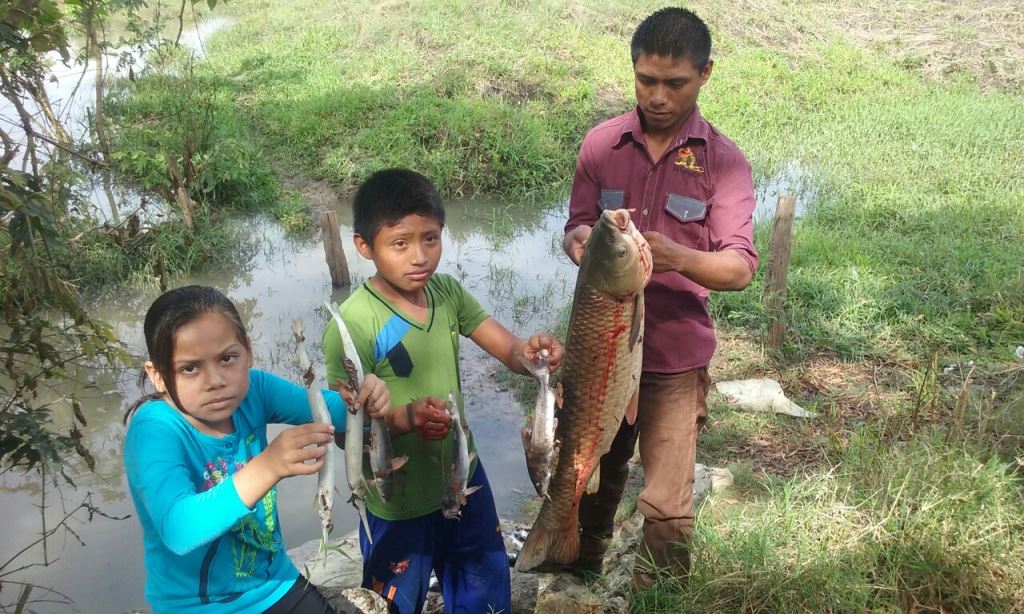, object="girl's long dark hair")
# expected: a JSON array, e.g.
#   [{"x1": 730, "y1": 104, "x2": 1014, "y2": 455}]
[{"x1": 123, "y1": 286, "x2": 249, "y2": 424}]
